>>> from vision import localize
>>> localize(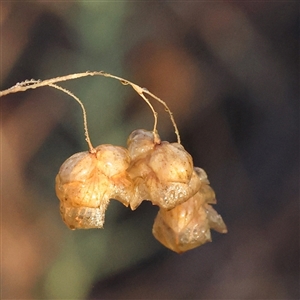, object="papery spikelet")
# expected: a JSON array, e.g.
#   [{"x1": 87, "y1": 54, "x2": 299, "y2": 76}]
[
  {"x1": 152, "y1": 193, "x2": 211, "y2": 253},
  {"x1": 127, "y1": 129, "x2": 158, "y2": 160},
  {"x1": 152, "y1": 168, "x2": 227, "y2": 253},
  {"x1": 127, "y1": 129, "x2": 201, "y2": 210},
  {"x1": 55, "y1": 144, "x2": 134, "y2": 229}
]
